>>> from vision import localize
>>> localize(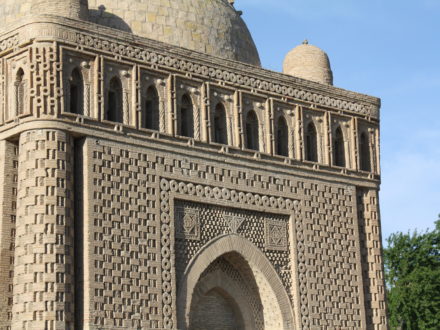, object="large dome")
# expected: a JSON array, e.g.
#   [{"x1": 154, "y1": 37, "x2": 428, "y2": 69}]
[{"x1": 87, "y1": 0, "x2": 261, "y2": 66}]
